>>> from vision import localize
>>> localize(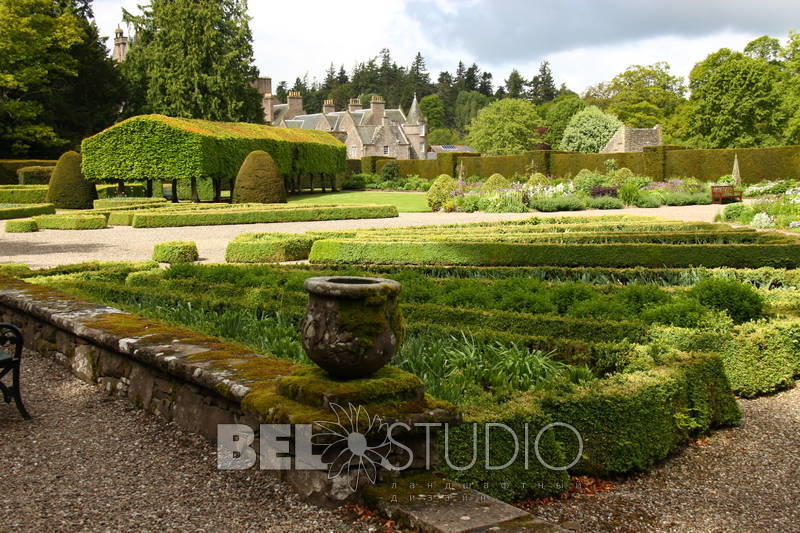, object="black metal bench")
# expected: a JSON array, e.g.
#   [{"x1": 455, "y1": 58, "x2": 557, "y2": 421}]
[{"x1": 0, "y1": 323, "x2": 31, "y2": 419}]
